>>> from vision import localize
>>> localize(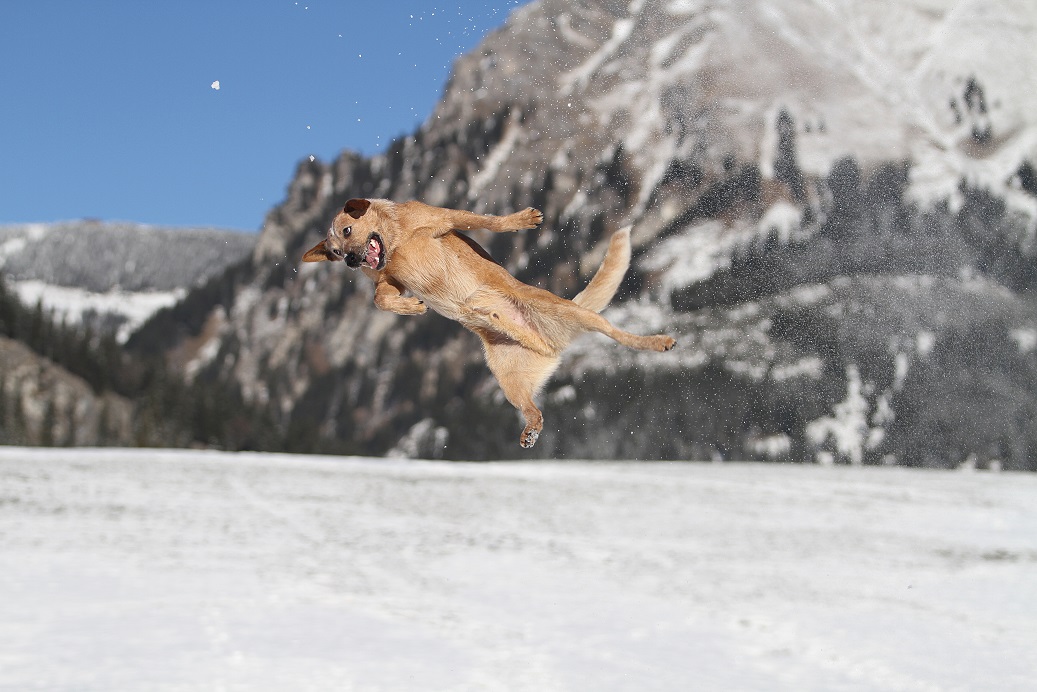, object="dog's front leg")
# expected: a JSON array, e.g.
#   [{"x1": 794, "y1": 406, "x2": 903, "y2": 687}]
[
  {"x1": 373, "y1": 274, "x2": 427, "y2": 316},
  {"x1": 438, "y1": 207, "x2": 543, "y2": 234}
]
